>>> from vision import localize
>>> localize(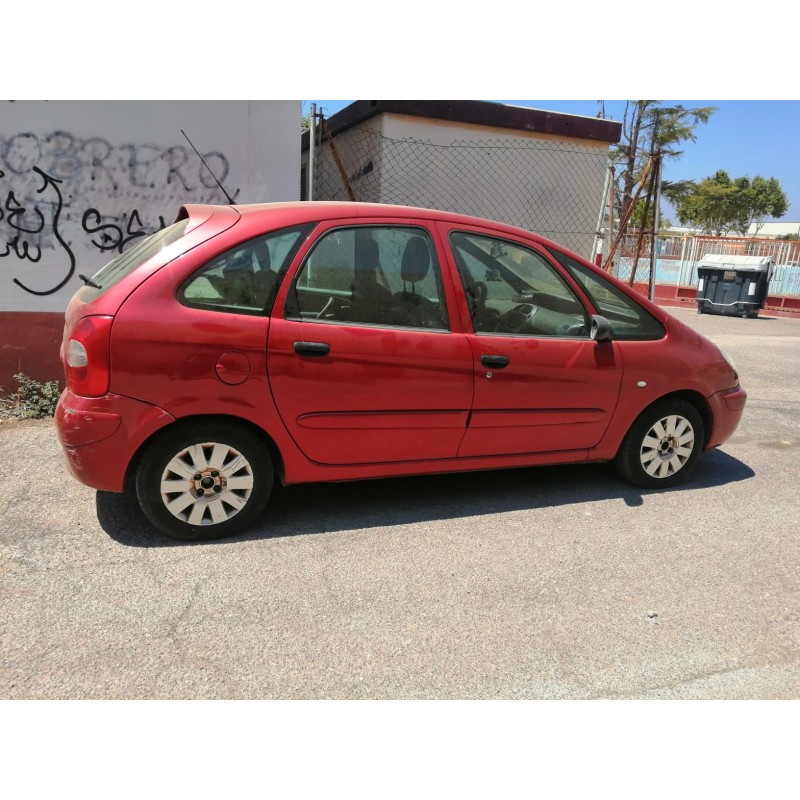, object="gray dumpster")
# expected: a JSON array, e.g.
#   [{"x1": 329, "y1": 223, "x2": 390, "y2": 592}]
[{"x1": 696, "y1": 254, "x2": 774, "y2": 318}]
